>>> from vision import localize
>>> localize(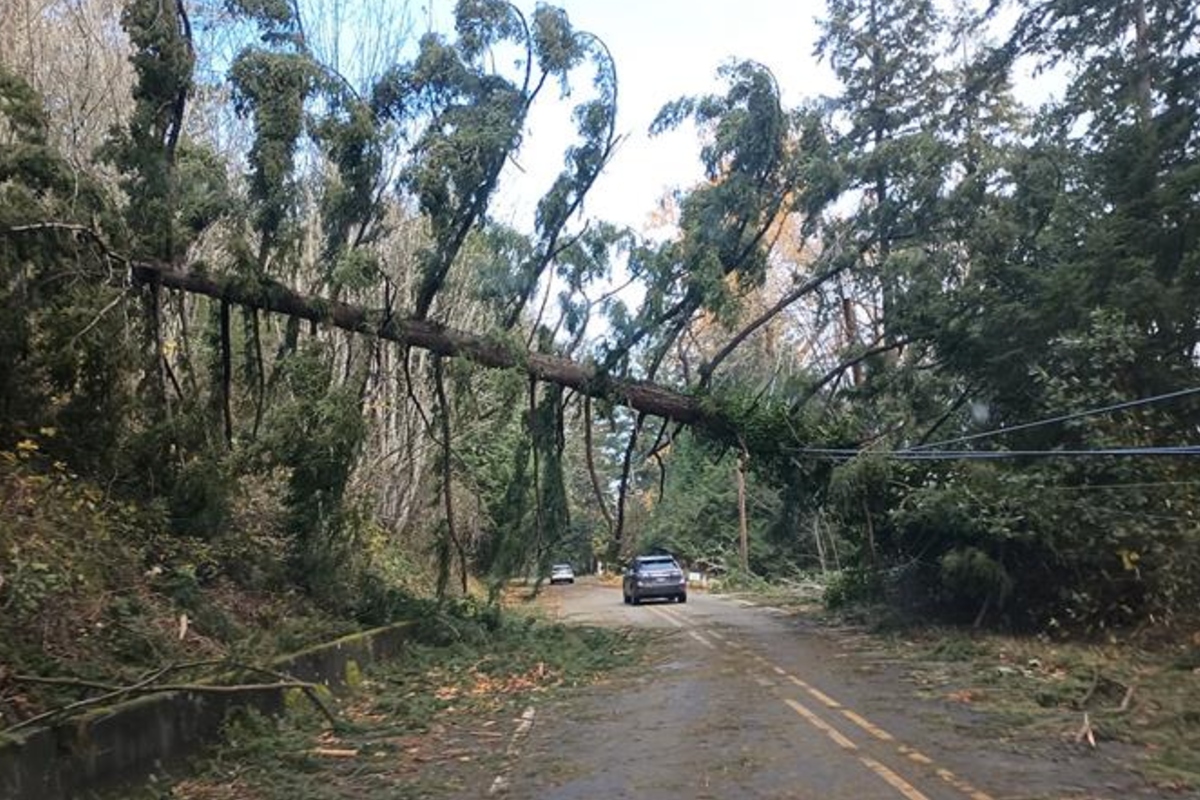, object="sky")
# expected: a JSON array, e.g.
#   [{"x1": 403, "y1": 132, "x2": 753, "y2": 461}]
[
  {"x1": 425, "y1": 0, "x2": 1057, "y2": 237},
  {"x1": 458, "y1": 0, "x2": 841, "y2": 234},
  {"x1": 283, "y1": 0, "x2": 1052, "y2": 238}
]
